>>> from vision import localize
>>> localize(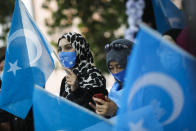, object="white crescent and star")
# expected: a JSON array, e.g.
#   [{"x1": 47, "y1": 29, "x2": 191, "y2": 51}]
[
  {"x1": 7, "y1": 29, "x2": 43, "y2": 66},
  {"x1": 6, "y1": 29, "x2": 43, "y2": 76},
  {"x1": 128, "y1": 72, "x2": 184, "y2": 125}
]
